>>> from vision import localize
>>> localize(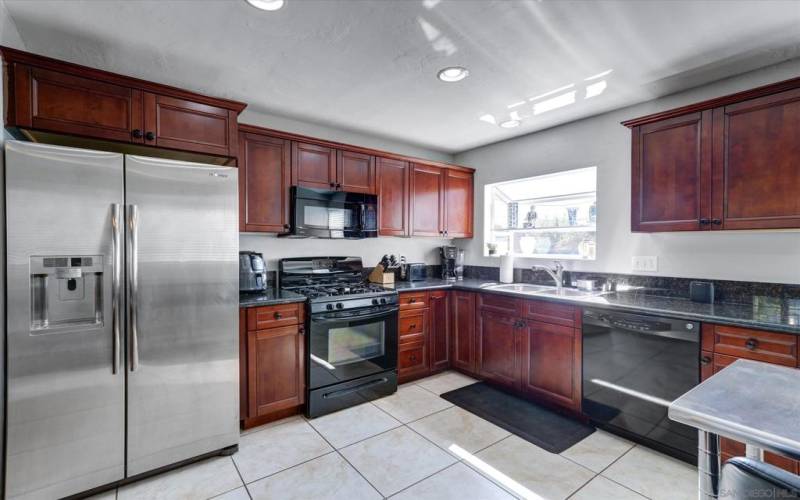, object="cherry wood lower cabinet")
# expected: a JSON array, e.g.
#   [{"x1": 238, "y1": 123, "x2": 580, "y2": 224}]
[
  {"x1": 519, "y1": 320, "x2": 581, "y2": 410},
  {"x1": 477, "y1": 309, "x2": 520, "y2": 389},
  {"x1": 240, "y1": 303, "x2": 305, "y2": 429},
  {"x1": 429, "y1": 291, "x2": 451, "y2": 373},
  {"x1": 398, "y1": 290, "x2": 451, "y2": 383},
  {"x1": 474, "y1": 293, "x2": 582, "y2": 411},
  {"x1": 701, "y1": 323, "x2": 799, "y2": 473},
  {"x1": 450, "y1": 291, "x2": 477, "y2": 374}
]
